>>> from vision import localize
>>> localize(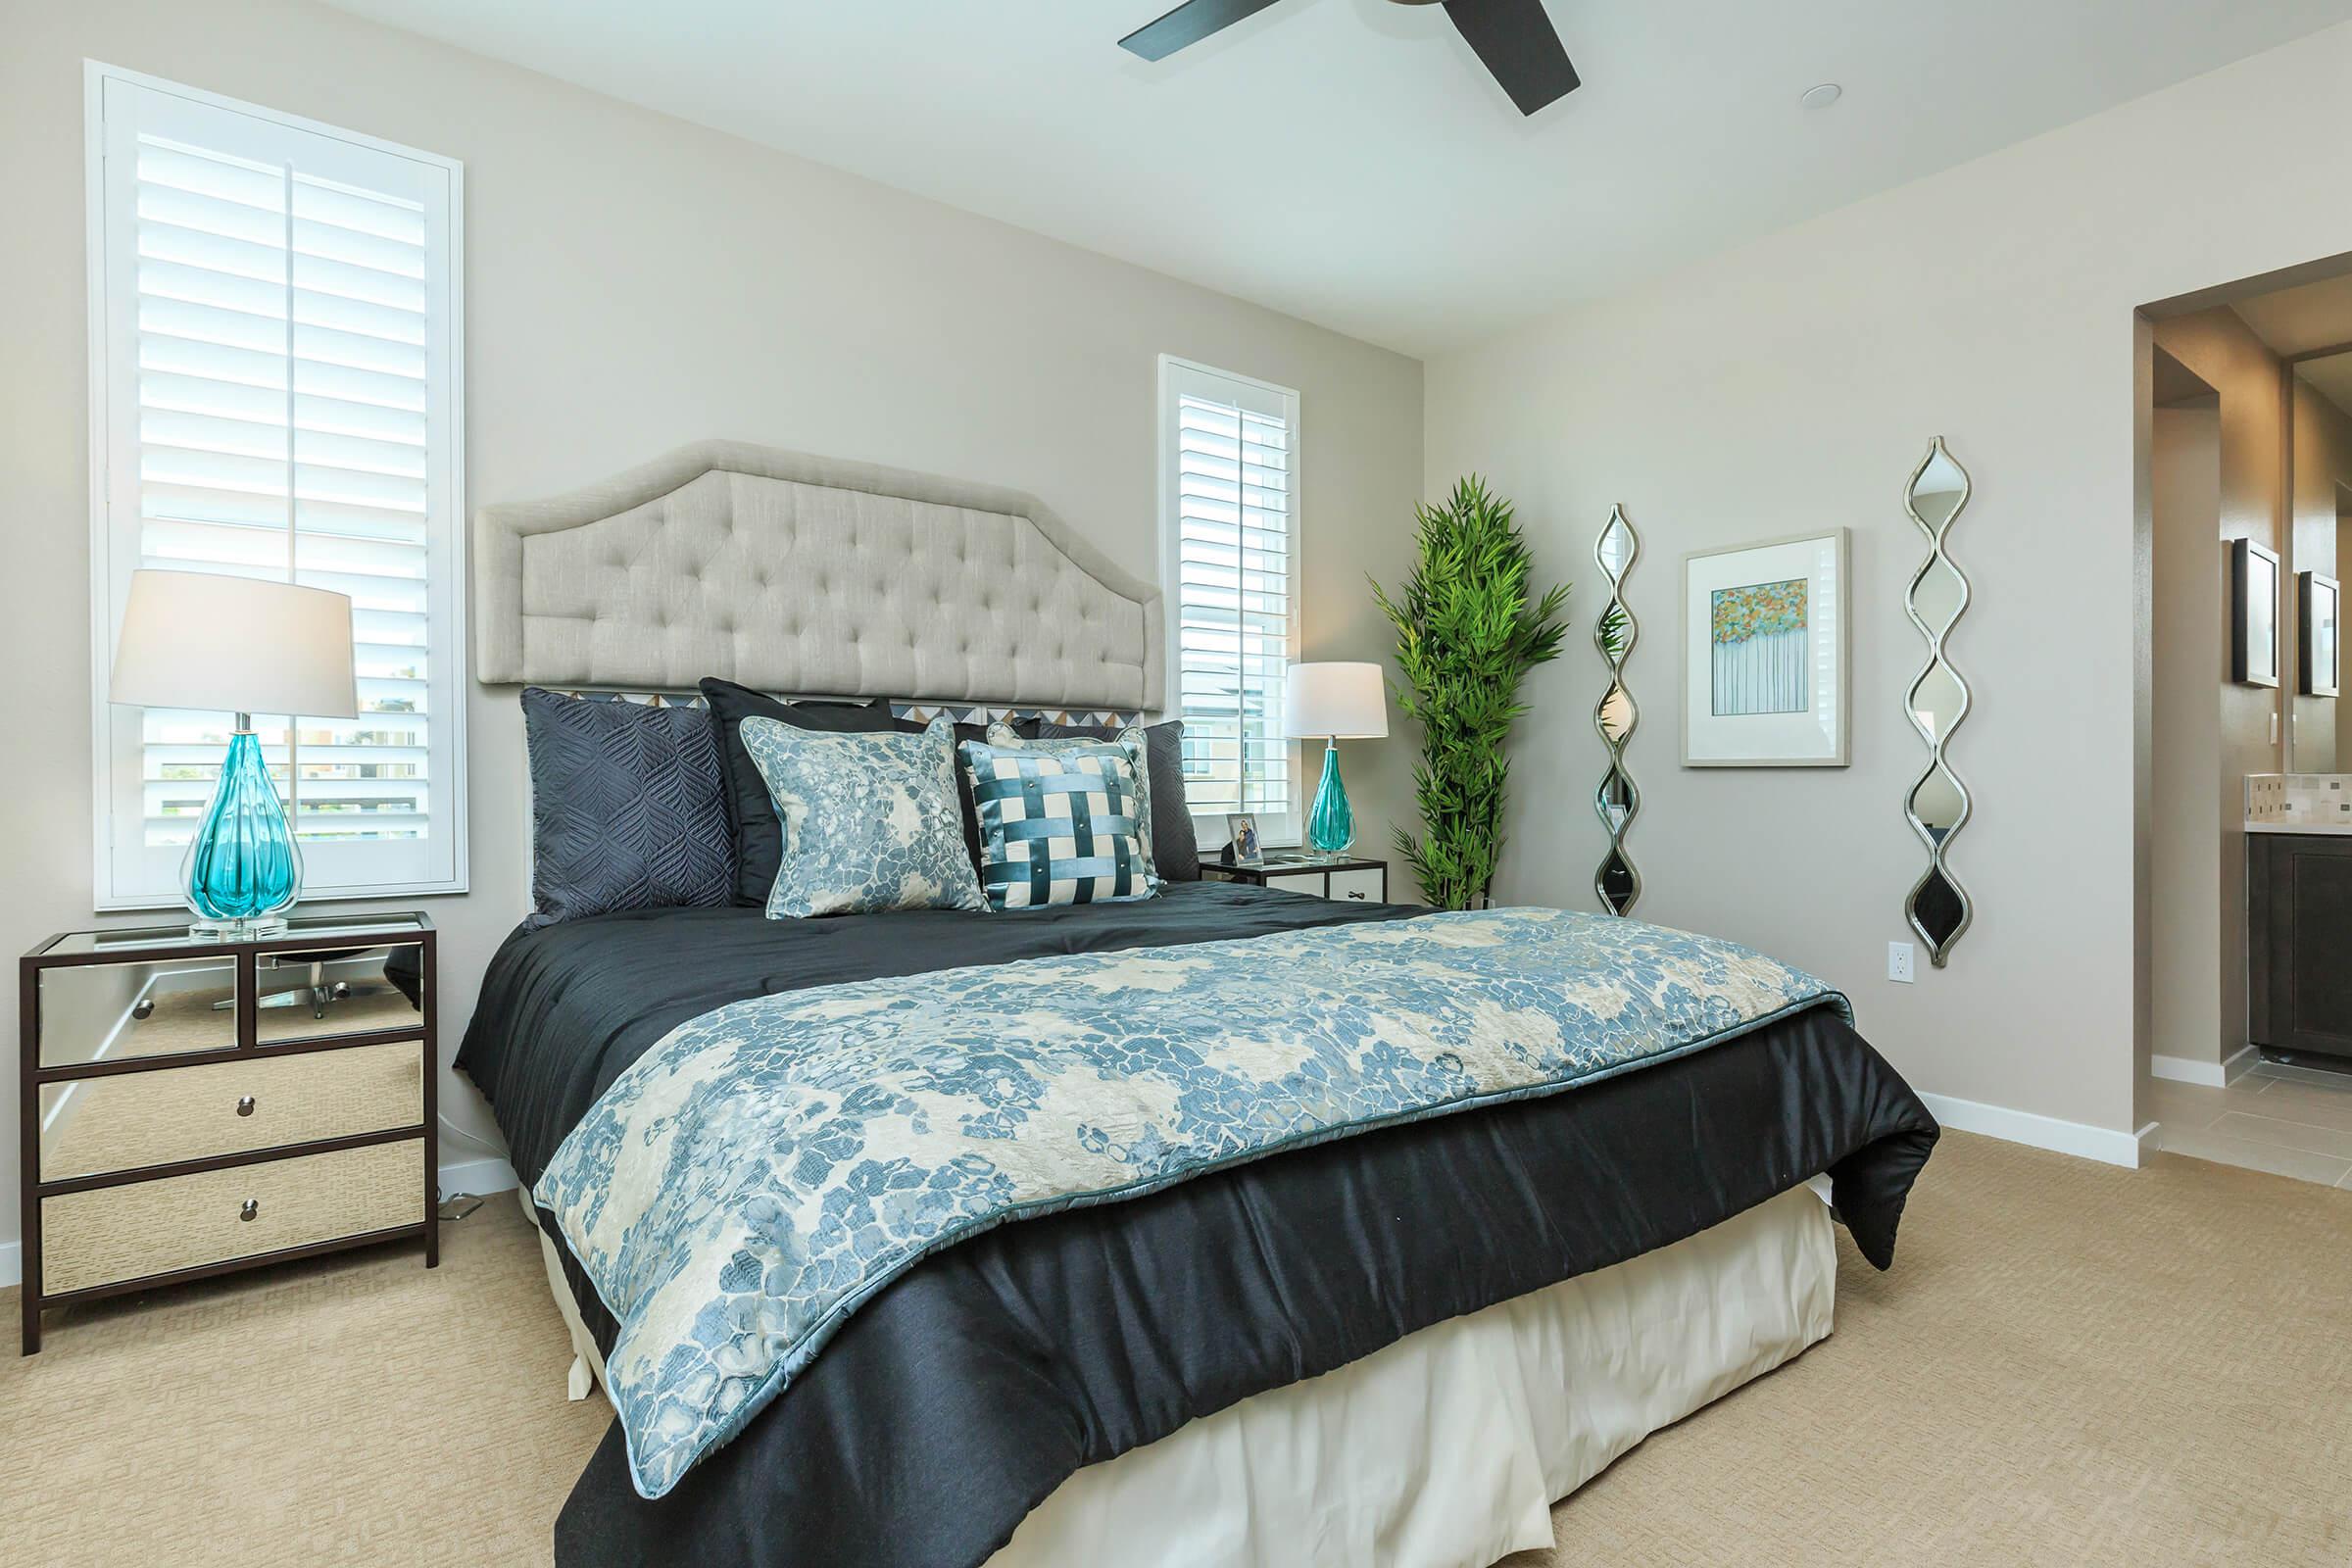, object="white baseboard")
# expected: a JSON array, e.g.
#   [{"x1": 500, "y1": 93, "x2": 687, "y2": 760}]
[
  {"x1": 1916, "y1": 1091, "x2": 2146, "y2": 1169},
  {"x1": 438, "y1": 1155, "x2": 518, "y2": 1199},
  {"x1": 0, "y1": 1158, "x2": 519, "y2": 1293},
  {"x1": 2149, "y1": 1045, "x2": 2256, "y2": 1089}
]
